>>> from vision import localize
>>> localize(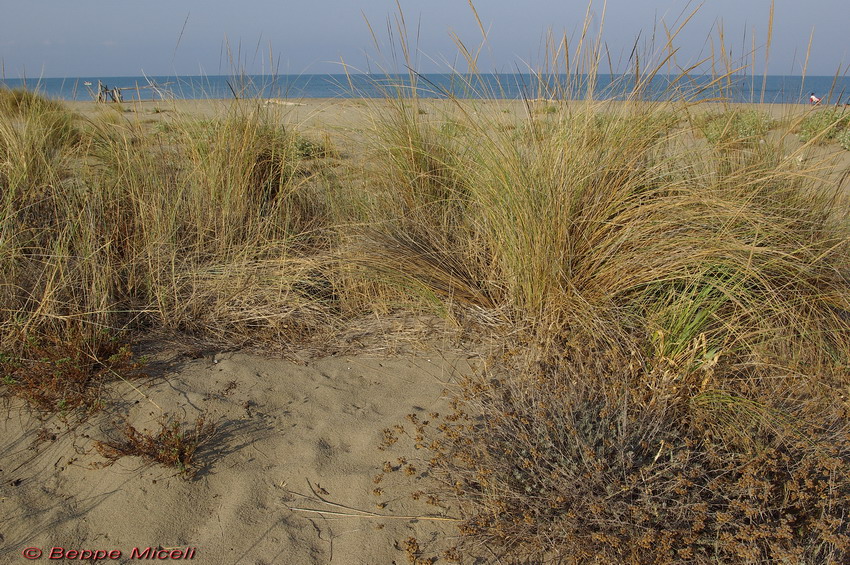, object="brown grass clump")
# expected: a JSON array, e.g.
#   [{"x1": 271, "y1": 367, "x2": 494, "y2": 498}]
[{"x1": 95, "y1": 413, "x2": 217, "y2": 479}]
